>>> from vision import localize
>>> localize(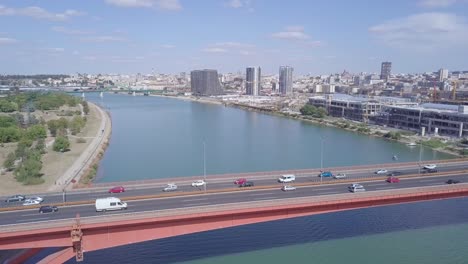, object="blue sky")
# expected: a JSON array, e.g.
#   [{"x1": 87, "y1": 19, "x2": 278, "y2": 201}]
[{"x1": 0, "y1": 0, "x2": 467, "y2": 75}]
